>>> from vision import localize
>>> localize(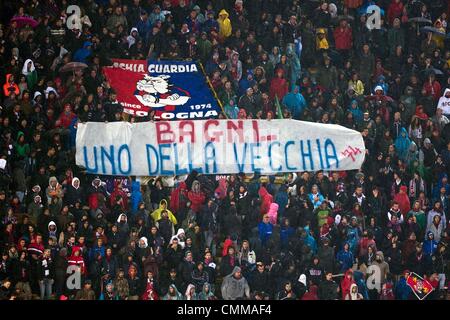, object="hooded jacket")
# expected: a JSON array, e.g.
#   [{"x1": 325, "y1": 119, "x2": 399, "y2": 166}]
[
  {"x1": 394, "y1": 127, "x2": 412, "y2": 161},
  {"x1": 372, "y1": 251, "x2": 390, "y2": 284},
  {"x1": 68, "y1": 246, "x2": 86, "y2": 275},
  {"x1": 109, "y1": 180, "x2": 128, "y2": 210},
  {"x1": 170, "y1": 182, "x2": 188, "y2": 214},
  {"x1": 267, "y1": 203, "x2": 279, "y2": 225},
  {"x1": 151, "y1": 199, "x2": 177, "y2": 225},
  {"x1": 46, "y1": 176, "x2": 62, "y2": 204},
  {"x1": 3, "y1": 74, "x2": 20, "y2": 97},
  {"x1": 282, "y1": 86, "x2": 307, "y2": 120},
  {"x1": 130, "y1": 181, "x2": 143, "y2": 213},
  {"x1": 22, "y1": 59, "x2": 38, "y2": 89},
  {"x1": 423, "y1": 232, "x2": 438, "y2": 258},
  {"x1": 258, "y1": 186, "x2": 273, "y2": 215},
  {"x1": 221, "y1": 266, "x2": 250, "y2": 300},
  {"x1": 393, "y1": 186, "x2": 411, "y2": 217},
  {"x1": 14, "y1": 131, "x2": 30, "y2": 158},
  {"x1": 47, "y1": 221, "x2": 58, "y2": 240},
  {"x1": 163, "y1": 284, "x2": 183, "y2": 300},
  {"x1": 340, "y1": 269, "x2": 355, "y2": 299},
  {"x1": 437, "y1": 88, "x2": 450, "y2": 115},
  {"x1": 336, "y1": 243, "x2": 354, "y2": 272},
  {"x1": 217, "y1": 10, "x2": 232, "y2": 38},
  {"x1": 345, "y1": 283, "x2": 363, "y2": 300},
  {"x1": 127, "y1": 28, "x2": 139, "y2": 48},
  {"x1": 269, "y1": 69, "x2": 289, "y2": 101},
  {"x1": 65, "y1": 177, "x2": 85, "y2": 206},
  {"x1": 187, "y1": 181, "x2": 206, "y2": 213}
]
